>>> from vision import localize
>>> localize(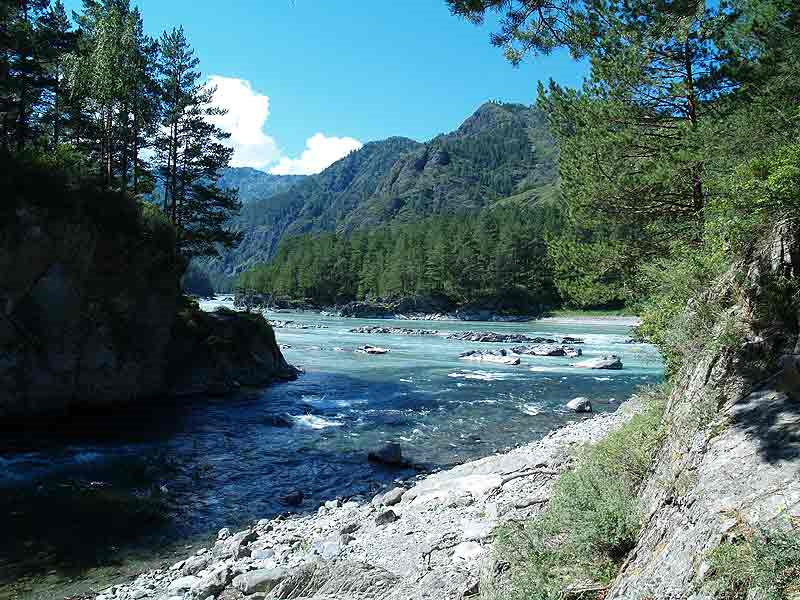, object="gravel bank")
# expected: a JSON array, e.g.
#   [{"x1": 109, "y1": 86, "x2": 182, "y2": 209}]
[{"x1": 89, "y1": 400, "x2": 642, "y2": 600}]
